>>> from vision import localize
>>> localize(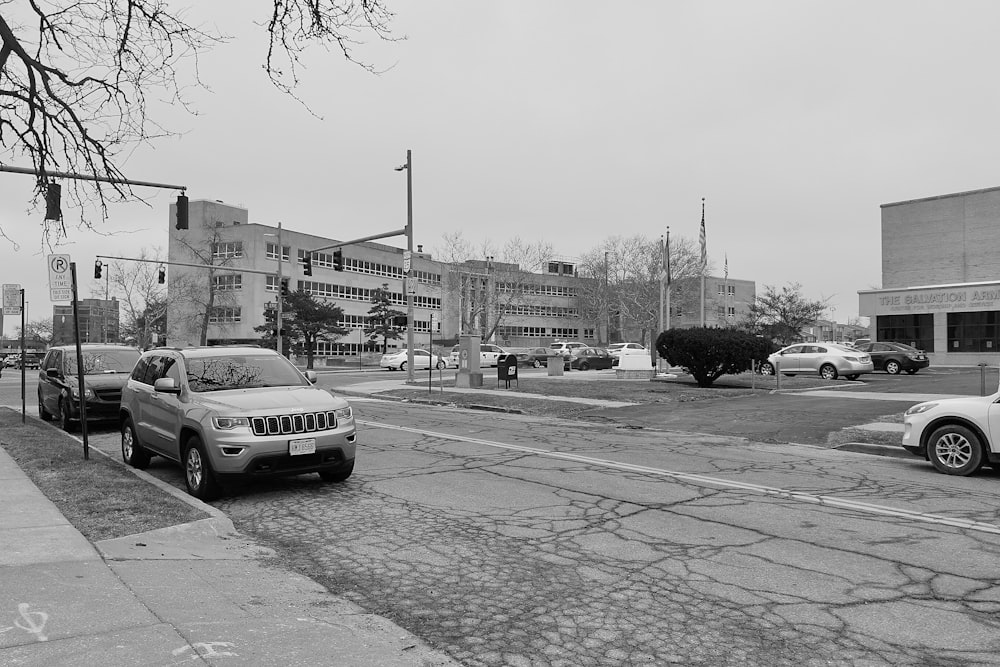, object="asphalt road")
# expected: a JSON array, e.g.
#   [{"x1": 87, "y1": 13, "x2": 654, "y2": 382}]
[{"x1": 72, "y1": 397, "x2": 1000, "y2": 665}]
